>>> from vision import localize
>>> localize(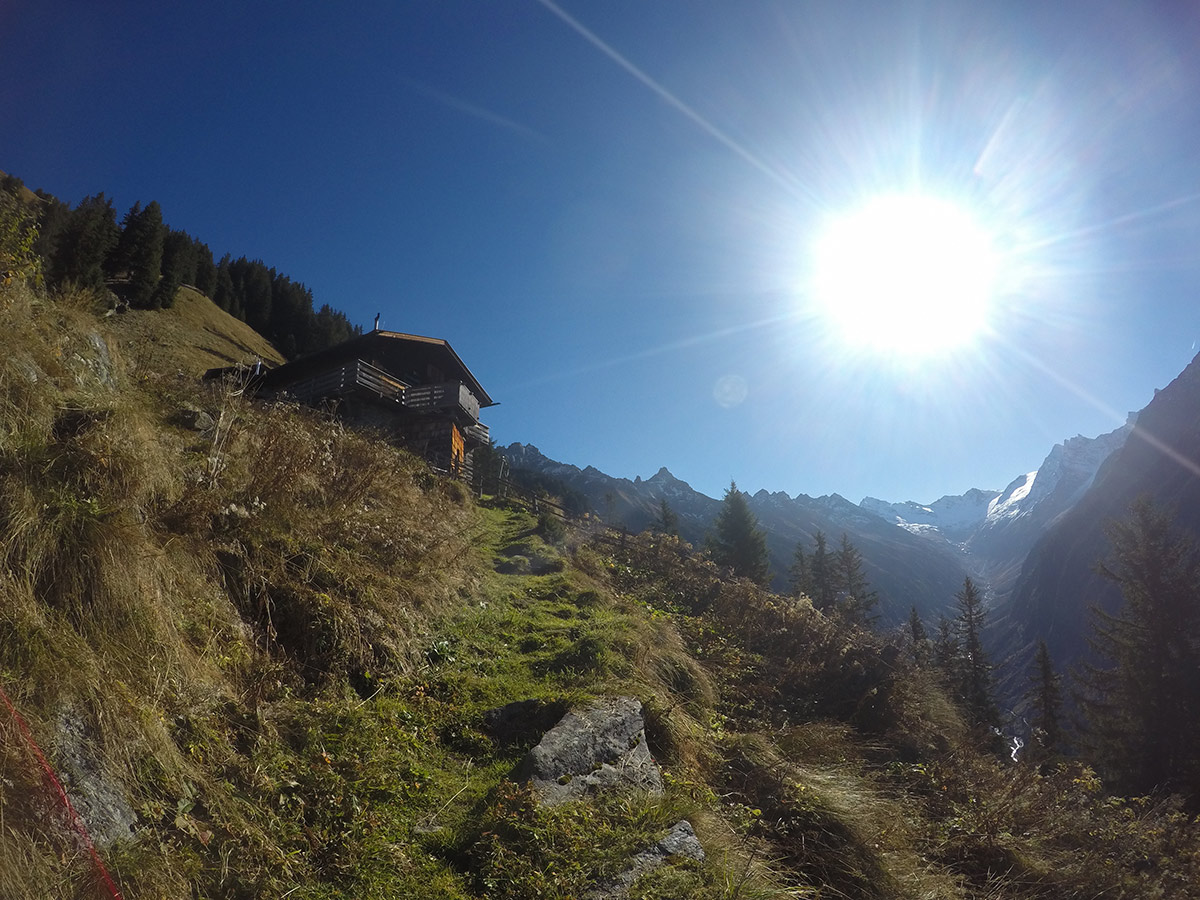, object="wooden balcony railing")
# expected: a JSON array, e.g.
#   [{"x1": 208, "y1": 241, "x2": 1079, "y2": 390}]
[
  {"x1": 402, "y1": 380, "x2": 481, "y2": 423},
  {"x1": 278, "y1": 362, "x2": 483, "y2": 426},
  {"x1": 280, "y1": 359, "x2": 408, "y2": 405}
]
